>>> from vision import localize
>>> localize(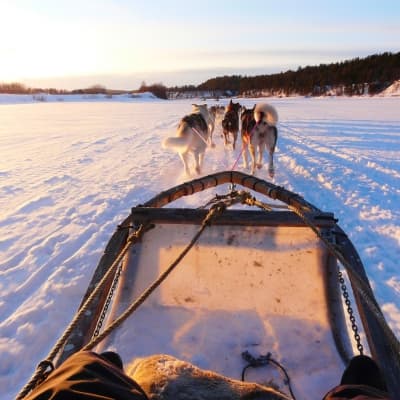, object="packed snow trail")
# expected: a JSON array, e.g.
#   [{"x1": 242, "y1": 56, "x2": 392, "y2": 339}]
[{"x1": 0, "y1": 96, "x2": 399, "y2": 399}]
